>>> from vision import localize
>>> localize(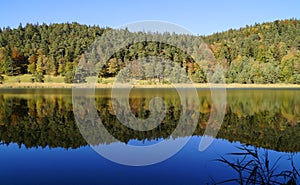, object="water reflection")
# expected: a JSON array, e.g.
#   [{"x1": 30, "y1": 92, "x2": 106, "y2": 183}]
[
  {"x1": 0, "y1": 89, "x2": 299, "y2": 152},
  {"x1": 0, "y1": 89, "x2": 299, "y2": 184}
]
